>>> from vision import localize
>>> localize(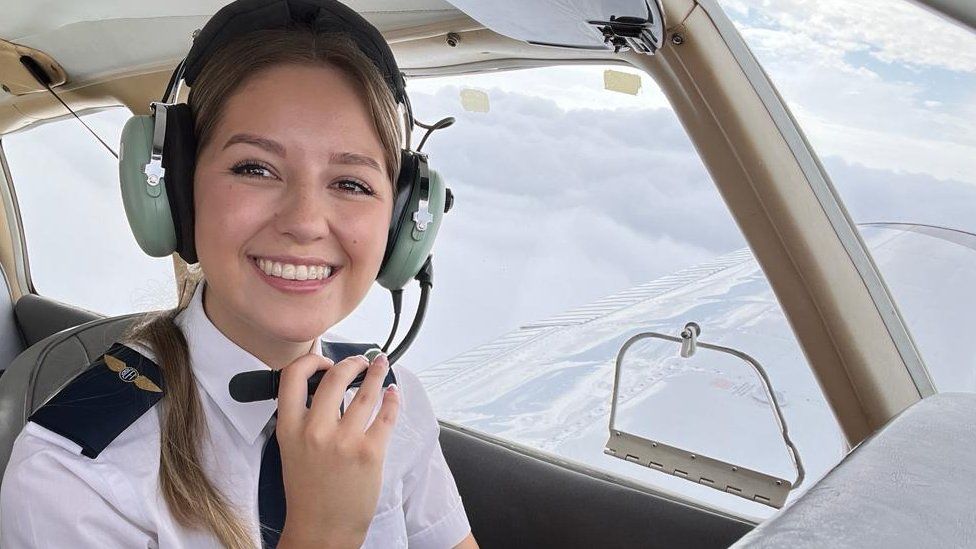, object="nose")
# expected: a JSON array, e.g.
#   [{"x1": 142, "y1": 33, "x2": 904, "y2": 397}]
[{"x1": 273, "y1": 181, "x2": 331, "y2": 243}]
